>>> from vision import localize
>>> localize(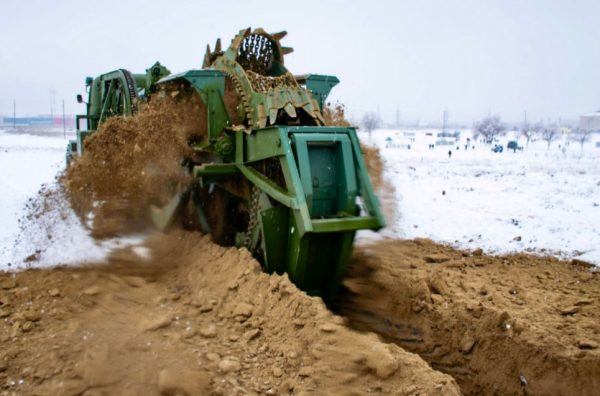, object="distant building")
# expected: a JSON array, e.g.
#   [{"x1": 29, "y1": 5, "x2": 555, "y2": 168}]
[
  {"x1": 2, "y1": 116, "x2": 53, "y2": 126},
  {"x1": 559, "y1": 126, "x2": 572, "y2": 135},
  {"x1": 1, "y1": 115, "x2": 75, "y2": 128},
  {"x1": 579, "y1": 111, "x2": 600, "y2": 130}
]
